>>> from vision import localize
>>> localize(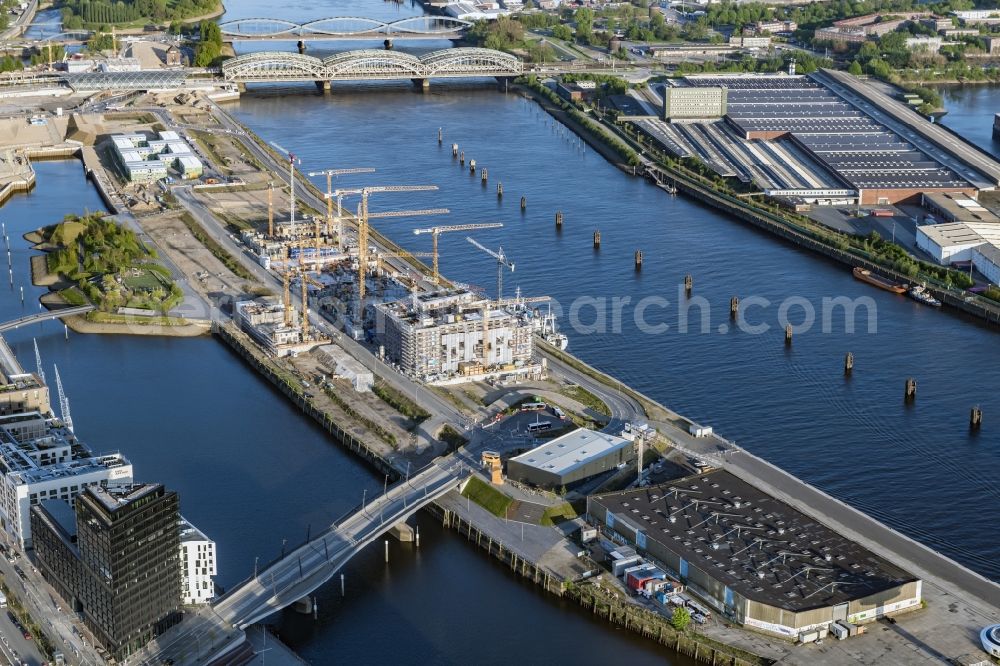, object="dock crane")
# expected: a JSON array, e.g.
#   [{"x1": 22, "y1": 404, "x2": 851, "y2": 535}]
[
  {"x1": 270, "y1": 142, "x2": 300, "y2": 229},
  {"x1": 307, "y1": 167, "x2": 376, "y2": 238},
  {"x1": 466, "y1": 237, "x2": 514, "y2": 300},
  {"x1": 412, "y1": 223, "x2": 503, "y2": 285}
]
